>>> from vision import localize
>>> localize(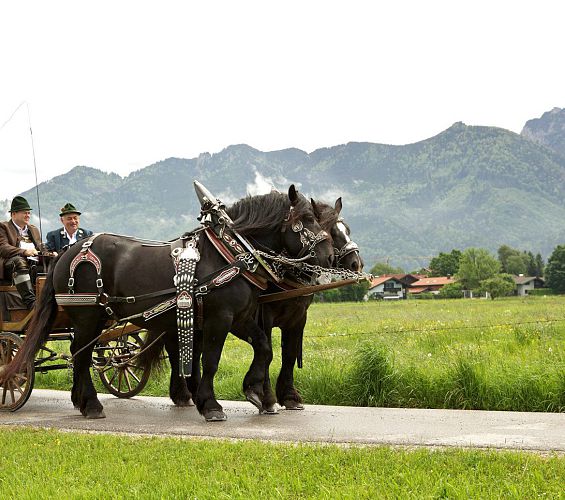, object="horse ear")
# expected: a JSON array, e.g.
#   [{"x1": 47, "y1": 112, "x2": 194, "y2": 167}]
[
  {"x1": 311, "y1": 198, "x2": 321, "y2": 217},
  {"x1": 288, "y1": 185, "x2": 298, "y2": 206},
  {"x1": 334, "y1": 197, "x2": 342, "y2": 215}
]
